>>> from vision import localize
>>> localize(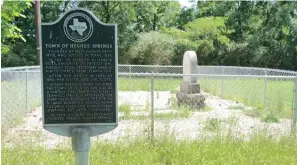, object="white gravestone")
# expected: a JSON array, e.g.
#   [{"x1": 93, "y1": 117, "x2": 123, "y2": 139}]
[
  {"x1": 176, "y1": 51, "x2": 205, "y2": 108},
  {"x1": 183, "y1": 51, "x2": 198, "y2": 83}
]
